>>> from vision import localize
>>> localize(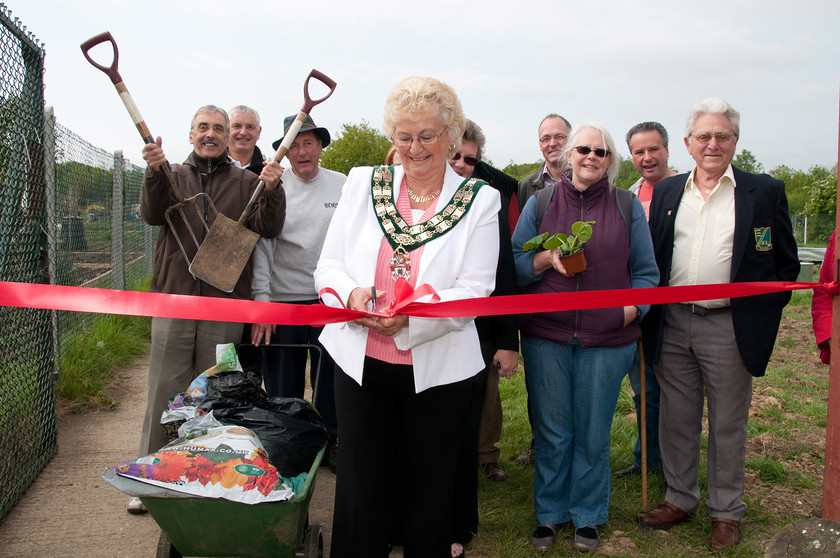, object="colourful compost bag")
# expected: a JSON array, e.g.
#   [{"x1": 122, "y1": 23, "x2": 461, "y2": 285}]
[{"x1": 115, "y1": 425, "x2": 295, "y2": 504}]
